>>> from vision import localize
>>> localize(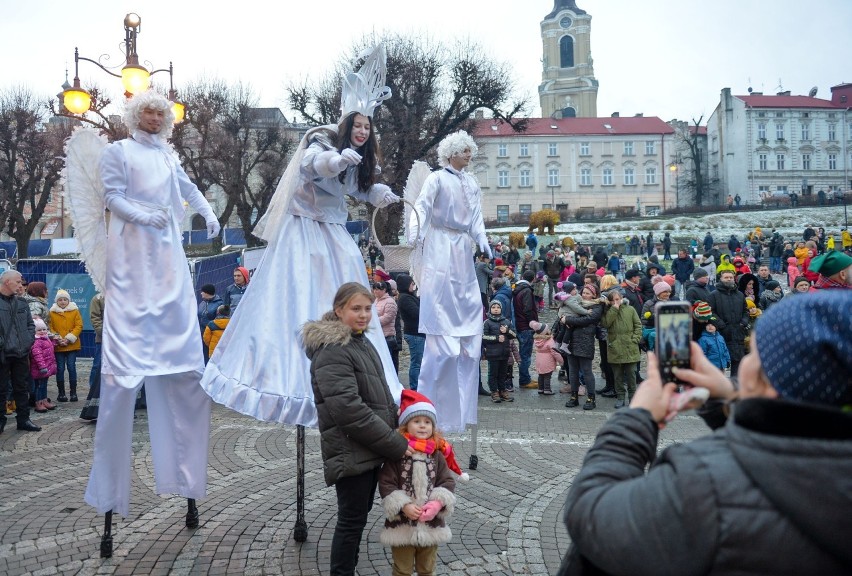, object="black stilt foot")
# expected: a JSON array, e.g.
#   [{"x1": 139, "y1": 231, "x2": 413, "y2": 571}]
[
  {"x1": 293, "y1": 425, "x2": 308, "y2": 542},
  {"x1": 100, "y1": 510, "x2": 113, "y2": 558},
  {"x1": 186, "y1": 498, "x2": 199, "y2": 529},
  {"x1": 469, "y1": 454, "x2": 479, "y2": 470}
]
